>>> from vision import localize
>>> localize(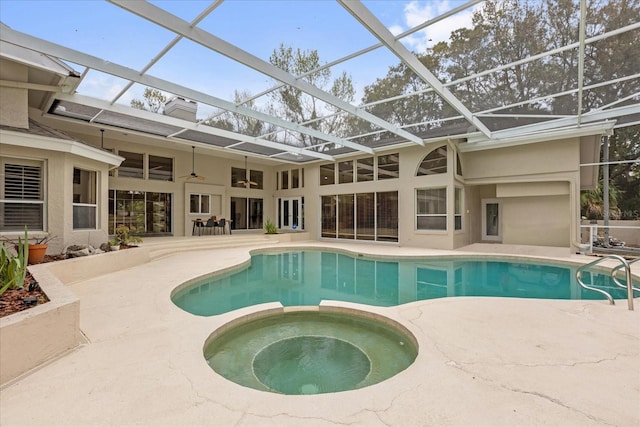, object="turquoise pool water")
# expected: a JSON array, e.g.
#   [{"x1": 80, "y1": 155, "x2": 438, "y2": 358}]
[
  {"x1": 204, "y1": 310, "x2": 417, "y2": 394},
  {"x1": 173, "y1": 250, "x2": 639, "y2": 316}
]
